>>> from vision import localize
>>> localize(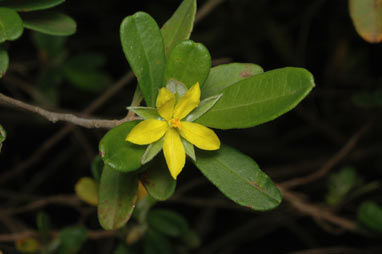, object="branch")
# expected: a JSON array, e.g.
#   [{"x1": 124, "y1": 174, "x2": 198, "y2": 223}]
[{"x1": 0, "y1": 93, "x2": 131, "y2": 129}]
